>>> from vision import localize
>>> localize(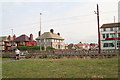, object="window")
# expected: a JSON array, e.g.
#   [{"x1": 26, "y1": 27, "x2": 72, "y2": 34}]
[
  {"x1": 46, "y1": 39, "x2": 51, "y2": 42},
  {"x1": 103, "y1": 43, "x2": 108, "y2": 47},
  {"x1": 102, "y1": 34, "x2": 105, "y2": 38},
  {"x1": 20, "y1": 42, "x2": 25, "y2": 45},
  {"x1": 54, "y1": 39, "x2": 57, "y2": 42},
  {"x1": 103, "y1": 28, "x2": 106, "y2": 31},
  {"x1": 110, "y1": 33, "x2": 115, "y2": 38},
  {"x1": 117, "y1": 41, "x2": 120, "y2": 47},
  {"x1": 56, "y1": 40, "x2": 59, "y2": 42},
  {"x1": 118, "y1": 28, "x2": 120, "y2": 31},
  {"x1": 52, "y1": 39, "x2": 54, "y2": 42},
  {"x1": 118, "y1": 33, "x2": 120, "y2": 38},
  {"x1": 41, "y1": 39, "x2": 44, "y2": 42},
  {"x1": 58, "y1": 45, "x2": 60, "y2": 49},
  {"x1": 109, "y1": 43, "x2": 114, "y2": 47},
  {"x1": 106, "y1": 34, "x2": 109, "y2": 38},
  {"x1": 110, "y1": 28, "x2": 113, "y2": 31},
  {"x1": 103, "y1": 43, "x2": 114, "y2": 47}
]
